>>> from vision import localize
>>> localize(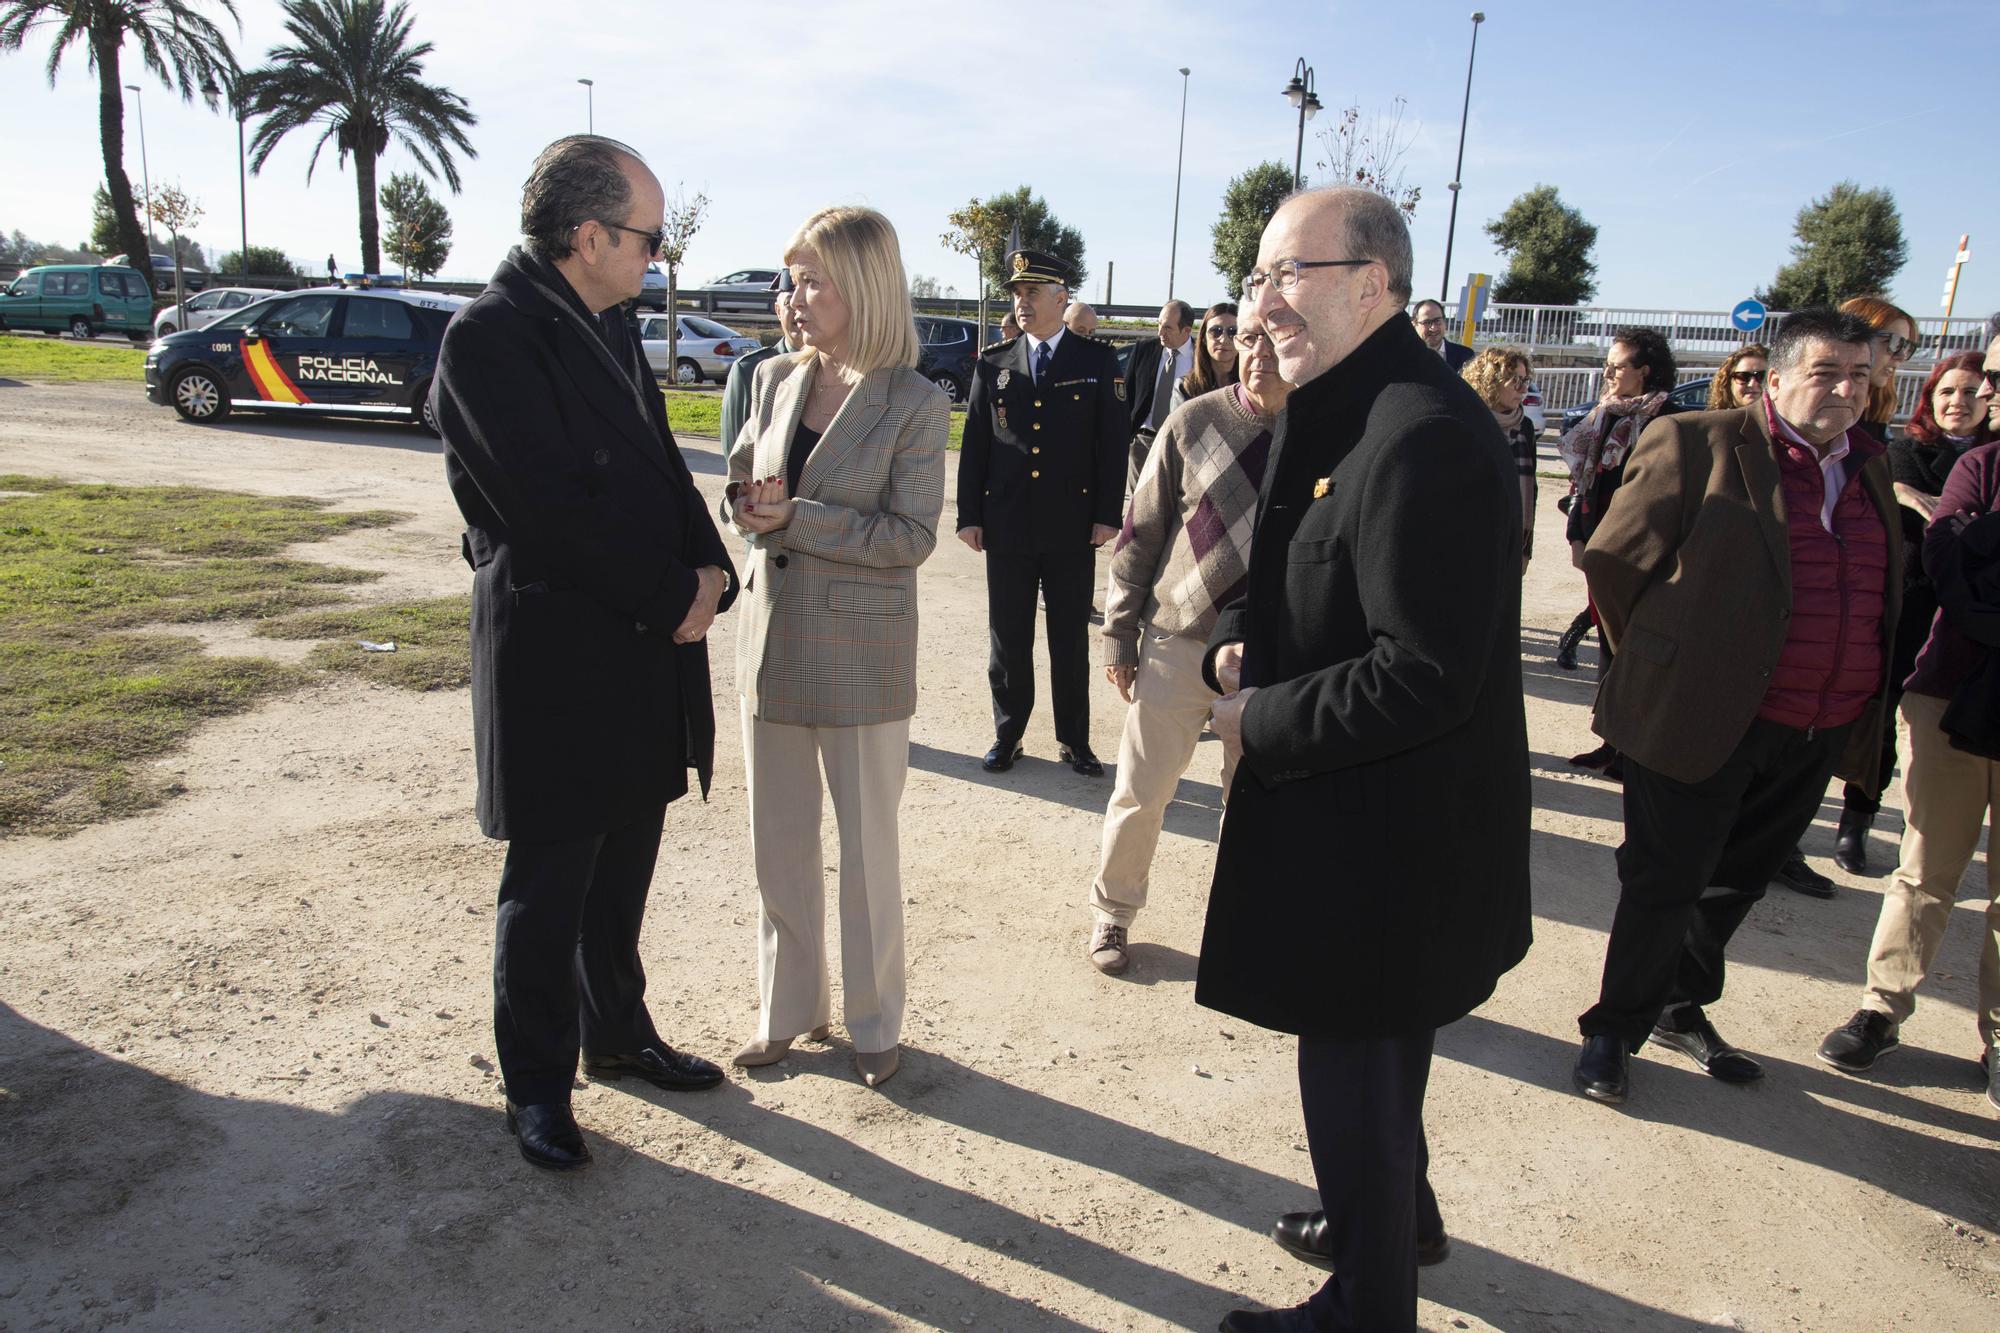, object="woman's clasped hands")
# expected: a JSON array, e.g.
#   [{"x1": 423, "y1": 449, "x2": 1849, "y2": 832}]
[{"x1": 734, "y1": 475, "x2": 796, "y2": 534}]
